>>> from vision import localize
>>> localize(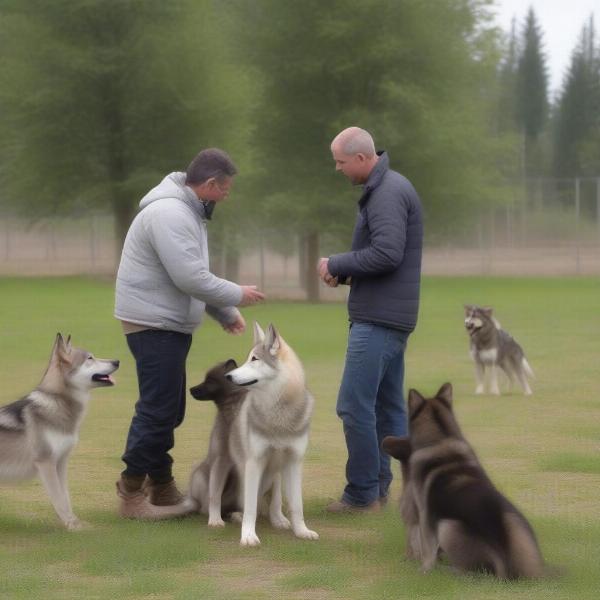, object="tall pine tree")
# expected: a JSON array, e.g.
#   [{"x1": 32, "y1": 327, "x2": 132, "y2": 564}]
[
  {"x1": 515, "y1": 7, "x2": 548, "y2": 177},
  {"x1": 554, "y1": 16, "x2": 600, "y2": 177}
]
